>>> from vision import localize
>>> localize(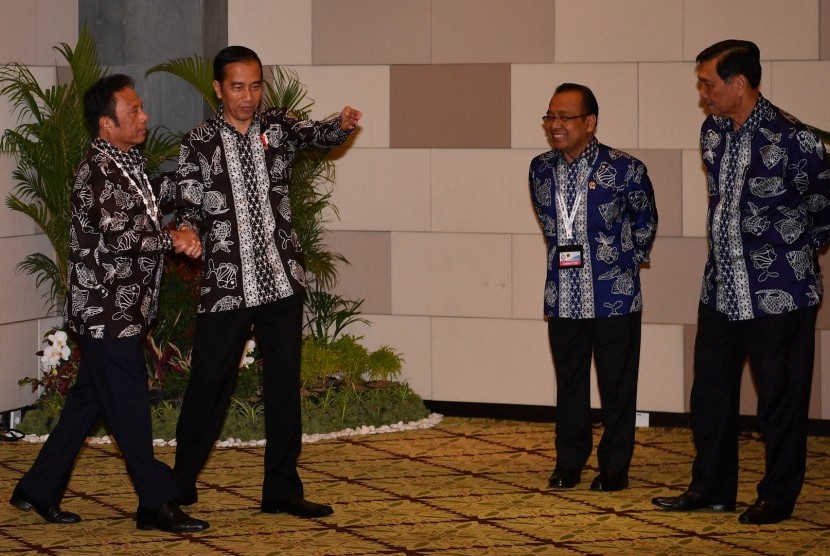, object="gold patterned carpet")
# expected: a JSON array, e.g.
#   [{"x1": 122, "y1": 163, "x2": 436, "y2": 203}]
[{"x1": 1, "y1": 417, "x2": 829, "y2": 555}]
